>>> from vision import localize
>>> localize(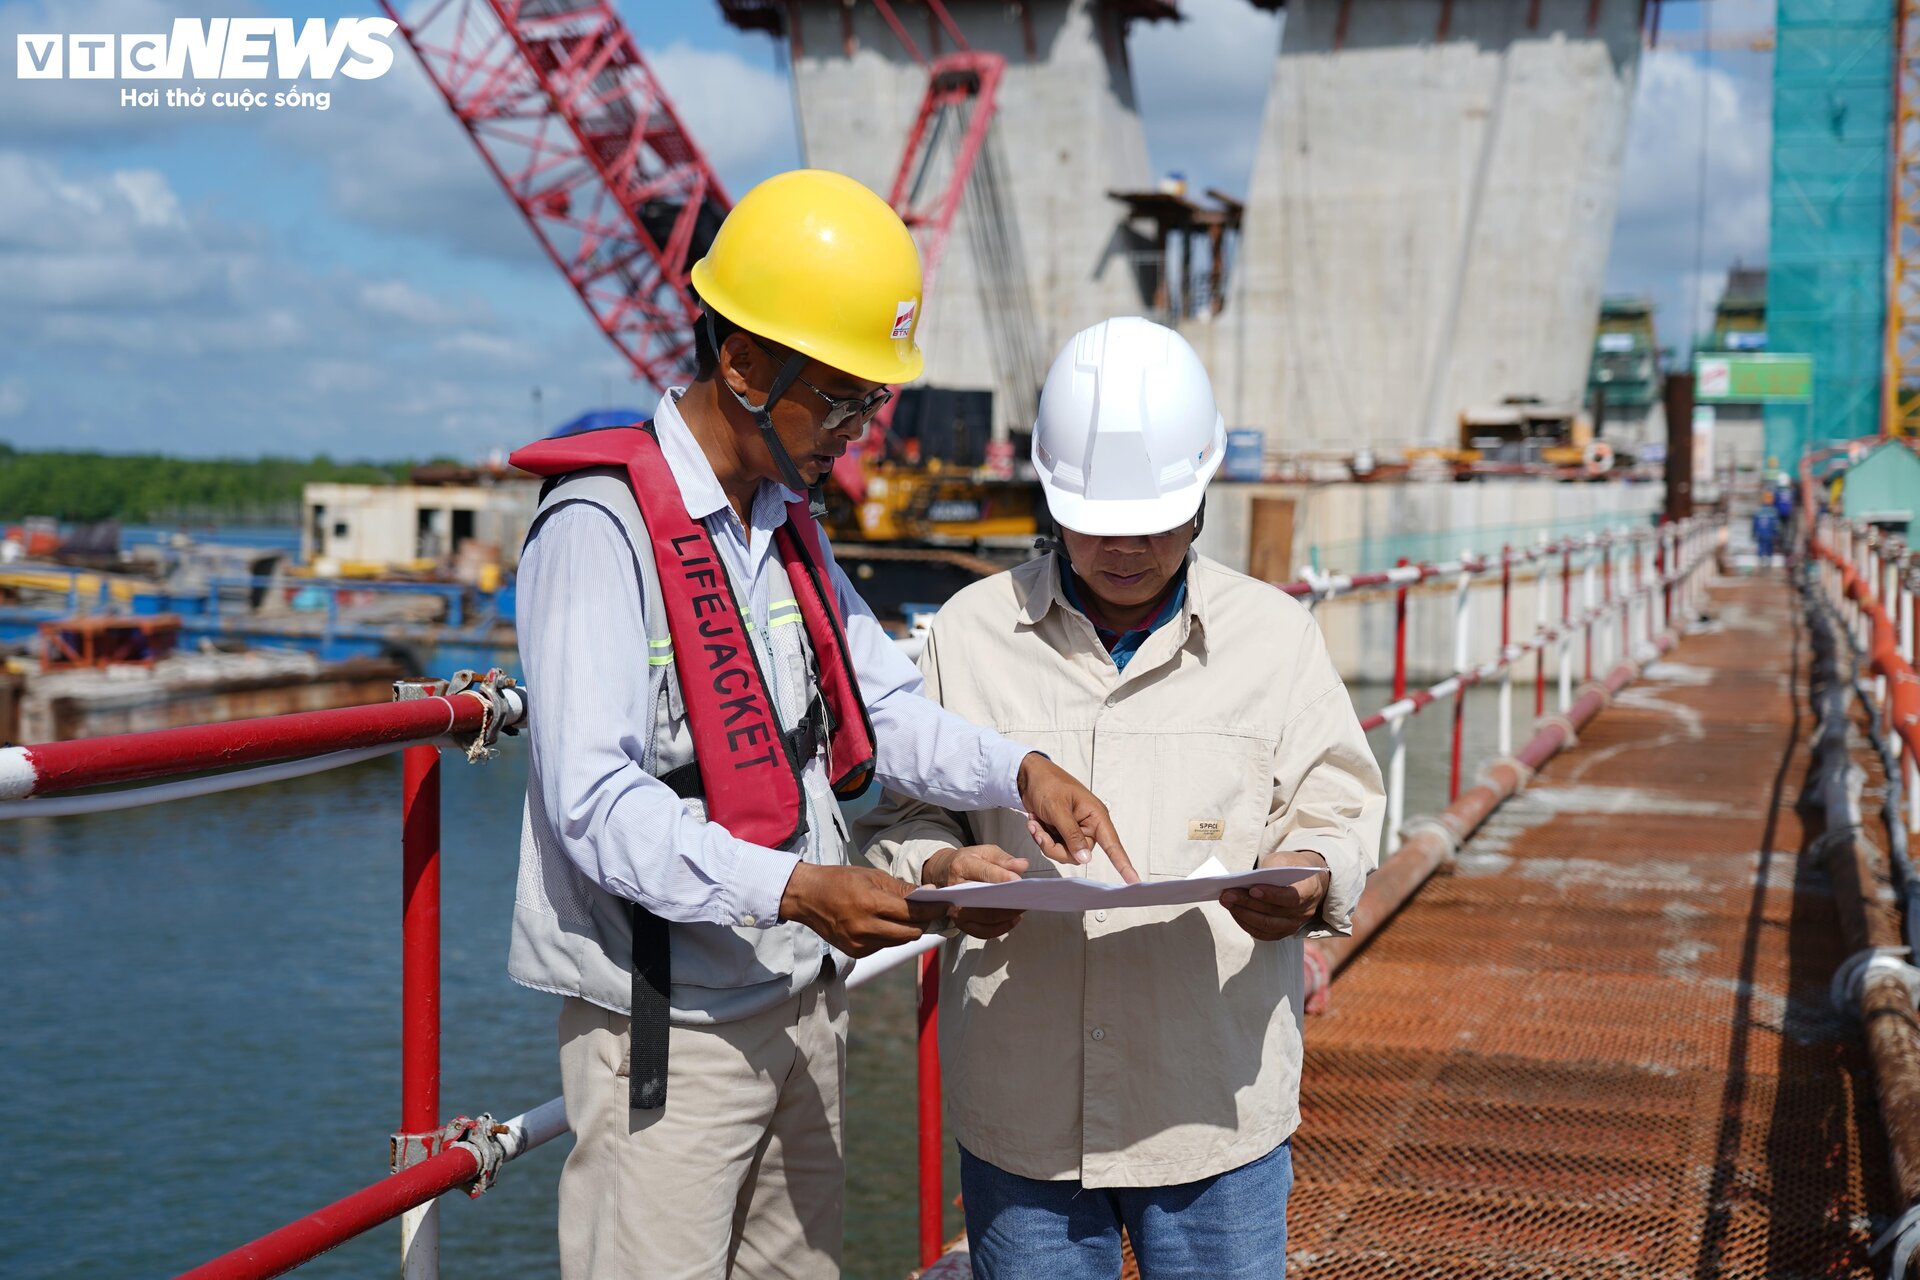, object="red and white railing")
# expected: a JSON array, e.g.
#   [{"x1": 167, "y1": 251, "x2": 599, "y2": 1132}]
[
  {"x1": 0, "y1": 516, "x2": 1720, "y2": 1278},
  {"x1": 1293, "y1": 519, "x2": 1717, "y2": 854}
]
